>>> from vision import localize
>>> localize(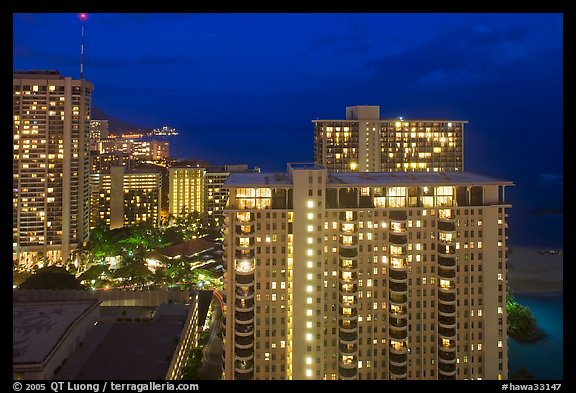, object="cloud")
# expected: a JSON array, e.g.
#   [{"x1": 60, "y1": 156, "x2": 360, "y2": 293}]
[{"x1": 363, "y1": 22, "x2": 552, "y2": 93}]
